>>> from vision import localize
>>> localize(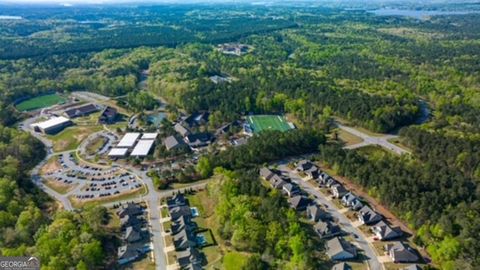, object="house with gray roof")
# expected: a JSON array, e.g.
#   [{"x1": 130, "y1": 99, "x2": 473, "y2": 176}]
[
  {"x1": 331, "y1": 184, "x2": 348, "y2": 198},
  {"x1": 174, "y1": 123, "x2": 190, "y2": 137},
  {"x1": 282, "y1": 183, "x2": 300, "y2": 197},
  {"x1": 326, "y1": 237, "x2": 357, "y2": 261},
  {"x1": 372, "y1": 221, "x2": 403, "y2": 240},
  {"x1": 358, "y1": 205, "x2": 382, "y2": 225},
  {"x1": 118, "y1": 244, "x2": 139, "y2": 265},
  {"x1": 177, "y1": 247, "x2": 203, "y2": 269},
  {"x1": 288, "y1": 195, "x2": 309, "y2": 211},
  {"x1": 260, "y1": 167, "x2": 274, "y2": 180},
  {"x1": 169, "y1": 205, "x2": 192, "y2": 220},
  {"x1": 173, "y1": 228, "x2": 197, "y2": 251},
  {"x1": 326, "y1": 178, "x2": 338, "y2": 188},
  {"x1": 315, "y1": 221, "x2": 342, "y2": 239},
  {"x1": 123, "y1": 226, "x2": 142, "y2": 243},
  {"x1": 164, "y1": 135, "x2": 186, "y2": 151},
  {"x1": 296, "y1": 160, "x2": 315, "y2": 172},
  {"x1": 167, "y1": 194, "x2": 187, "y2": 208},
  {"x1": 120, "y1": 214, "x2": 141, "y2": 228},
  {"x1": 341, "y1": 192, "x2": 363, "y2": 211},
  {"x1": 385, "y1": 242, "x2": 419, "y2": 263},
  {"x1": 117, "y1": 202, "x2": 143, "y2": 218},
  {"x1": 306, "y1": 204, "x2": 328, "y2": 222}
]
